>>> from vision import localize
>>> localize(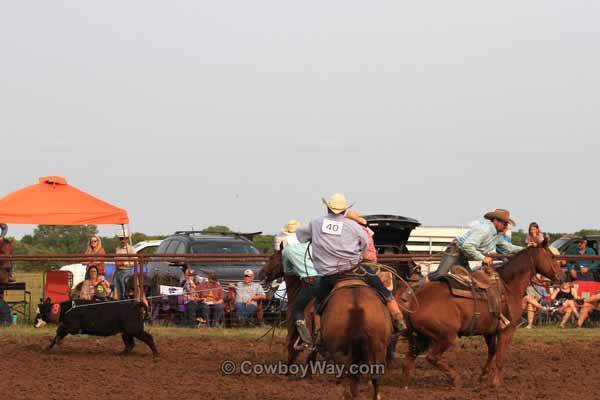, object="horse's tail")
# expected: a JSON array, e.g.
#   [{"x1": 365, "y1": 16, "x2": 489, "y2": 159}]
[
  {"x1": 406, "y1": 317, "x2": 430, "y2": 357},
  {"x1": 348, "y1": 307, "x2": 371, "y2": 370}
]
